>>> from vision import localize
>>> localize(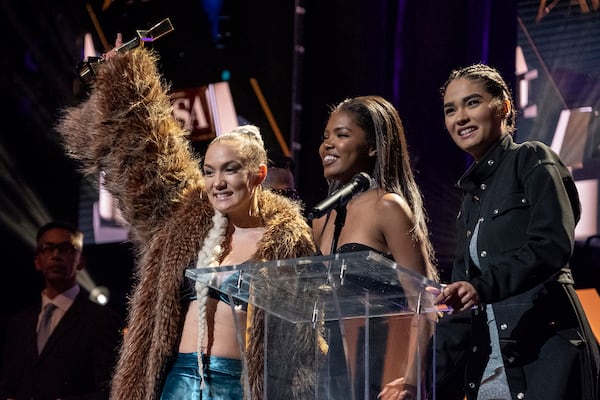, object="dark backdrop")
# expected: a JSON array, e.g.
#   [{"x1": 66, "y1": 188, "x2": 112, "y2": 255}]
[
  {"x1": 298, "y1": 0, "x2": 517, "y2": 275},
  {"x1": 0, "y1": 0, "x2": 518, "y2": 322}
]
